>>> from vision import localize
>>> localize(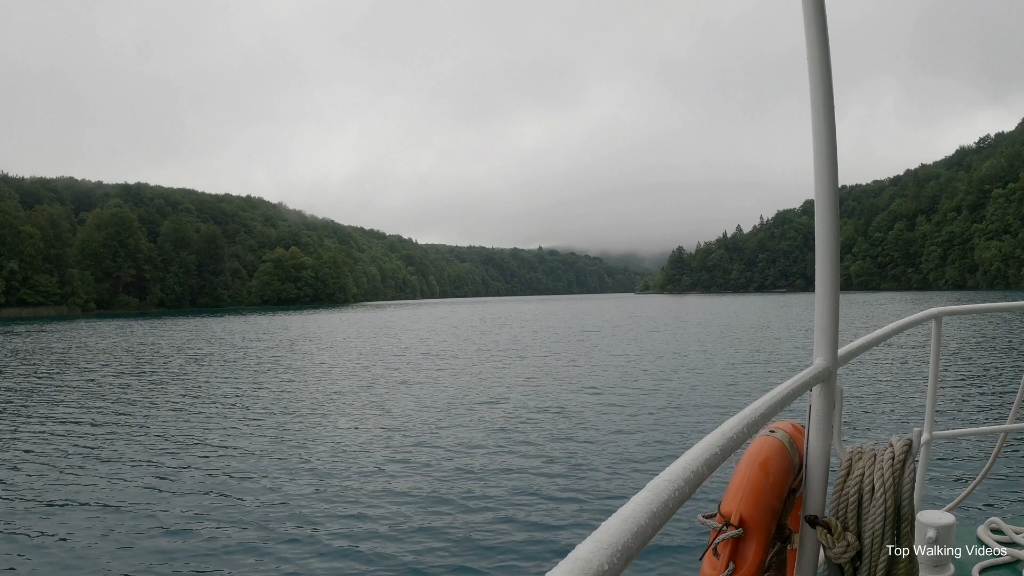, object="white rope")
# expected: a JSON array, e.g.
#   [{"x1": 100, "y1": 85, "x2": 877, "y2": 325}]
[
  {"x1": 809, "y1": 436, "x2": 918, "y2": 576},
  {"x1": 972, "y1": 517, "x2": 1024, "y2": 576}
]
